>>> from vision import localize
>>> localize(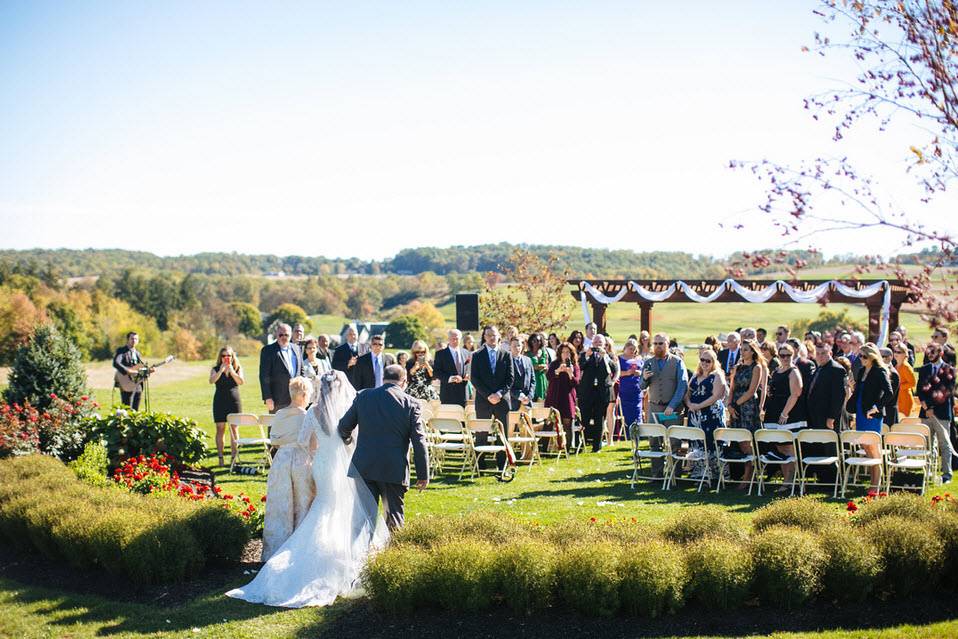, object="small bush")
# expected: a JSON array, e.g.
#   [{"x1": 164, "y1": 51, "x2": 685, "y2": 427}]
[
  {"x1": 494, "y1": 540, "x2": 556, "y2": 614},
  {"x1": 69, "y1": 441, "x2": 110, "y2": 487},
  {"x1": 184, "y1": 502, "x2": 251, "y2": 563},
  {"x1": 362, "y1": 544, "x2": 433, "y2": 614},
  {"x1": 684, "y1": 538, "x2": 752, "y2": 610},
  {"x1": 429, "y1": 539, "x2": 499, "y2": 612},
  {"x1": 854, "y1": 493, "x2": 938, "y2": 526},
  {"x1": 931, "y1": 511, "x2": 958, "y2": 589},
  {"x1": 817, "y1": 526, "x2": 880, "y2": 602},
  {"x1": 863, "y1": 515, "x2": 945, "y2": 595},
  {"x1": 750, "y1": 527, "x2": 825, "y2": 608},
  {"x1": 87, "y1": 410, "x2": 208, "y2": 465},
  {"x1": 752, "y1": 497, "x2": 845, "y2": 534},
  {"x1": 618, "y1": 540, "x2": 687, "y2": 617},
  {"x1": 662, "y1": 506, "x2": 747, "y2": 545},
  {"x1": 555, "y1": 543, "x2": 622, "y2": 616}
]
